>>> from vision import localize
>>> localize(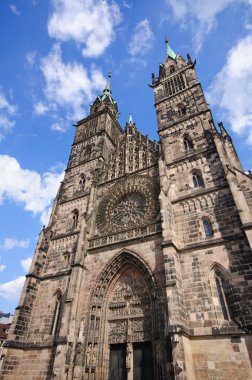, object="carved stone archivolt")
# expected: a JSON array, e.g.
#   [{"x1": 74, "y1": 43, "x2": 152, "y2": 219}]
[
  {"x1": 96, "y1": 175, "x2": 159, "y2": 234},
  {"x1": 78, "y1": 251, "x2": 167, "y2": 379}
]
